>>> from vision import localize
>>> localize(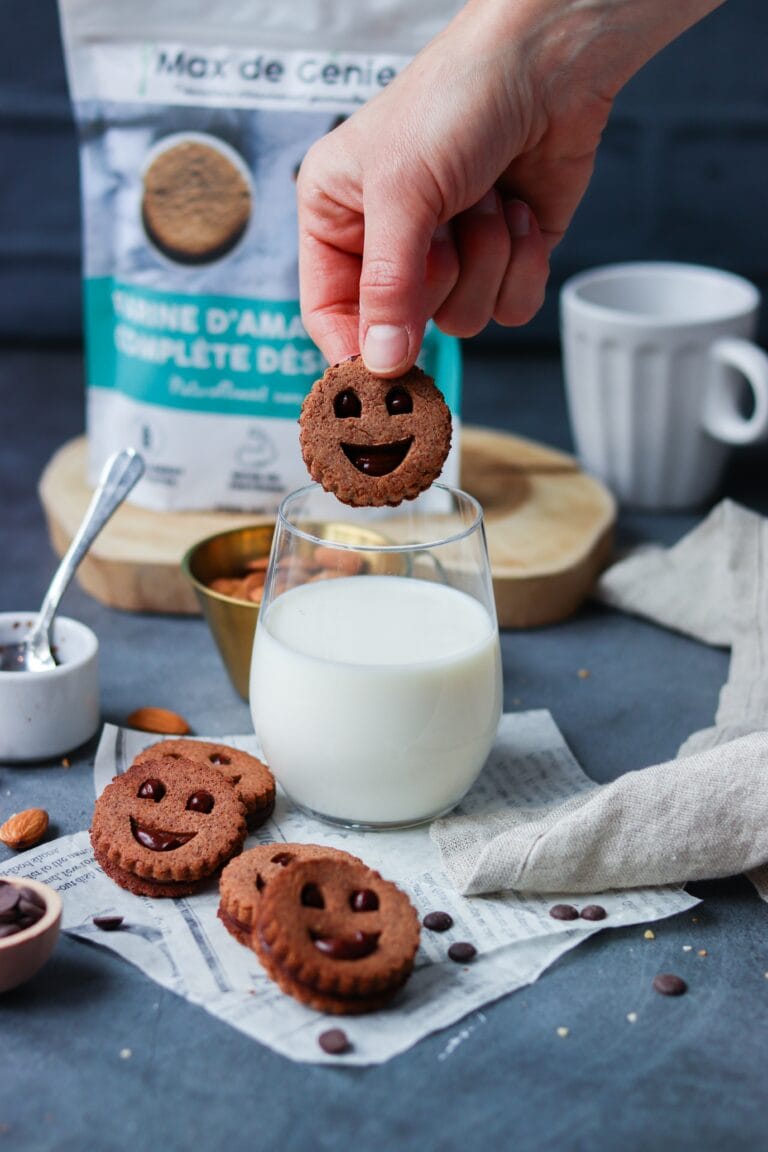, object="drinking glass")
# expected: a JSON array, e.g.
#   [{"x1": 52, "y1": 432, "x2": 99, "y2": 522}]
[{"x1": 250, "y1": 483, "x2": 502, "y2": 830}]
